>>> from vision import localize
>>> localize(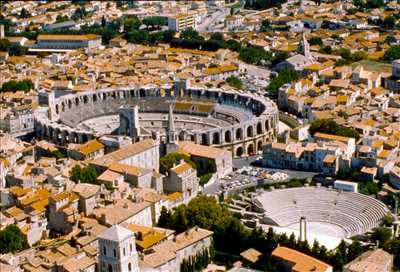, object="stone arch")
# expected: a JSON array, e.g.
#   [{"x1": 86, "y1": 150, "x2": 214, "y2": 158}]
[
  {"x1": 257, "y1": 140, "x2": 263, "y2": 151},
  {"x1": 247, "y1": 143, "x2": 254, "y2": 155},
  {"x1": 236, "y1": 128, "x2": 243, "y2": 140},
  {"x1": 247, "y1": 126, "x2": 254, "y2": 138},
  {"x1": 236, "y1": 146, "x2": 244, "y2": 157},
  {"x1": 212, "y1": 132, "x2": 220, "y2": 145},
  {"x1": 179, "y1": 131, "x2": 185, "y2": 141},
  {"x1": 225, "y1": 130, "x2": 232, "y2": 143},
  {"x1": 265, "y1": 119, "x2": 270, "y2": 131},
  {"x1": 201, "y1": 133, "x2": 208, "y2": 145},
  {"x1": 257, "y1": 122, "x2": 263, "y2": 135}
]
